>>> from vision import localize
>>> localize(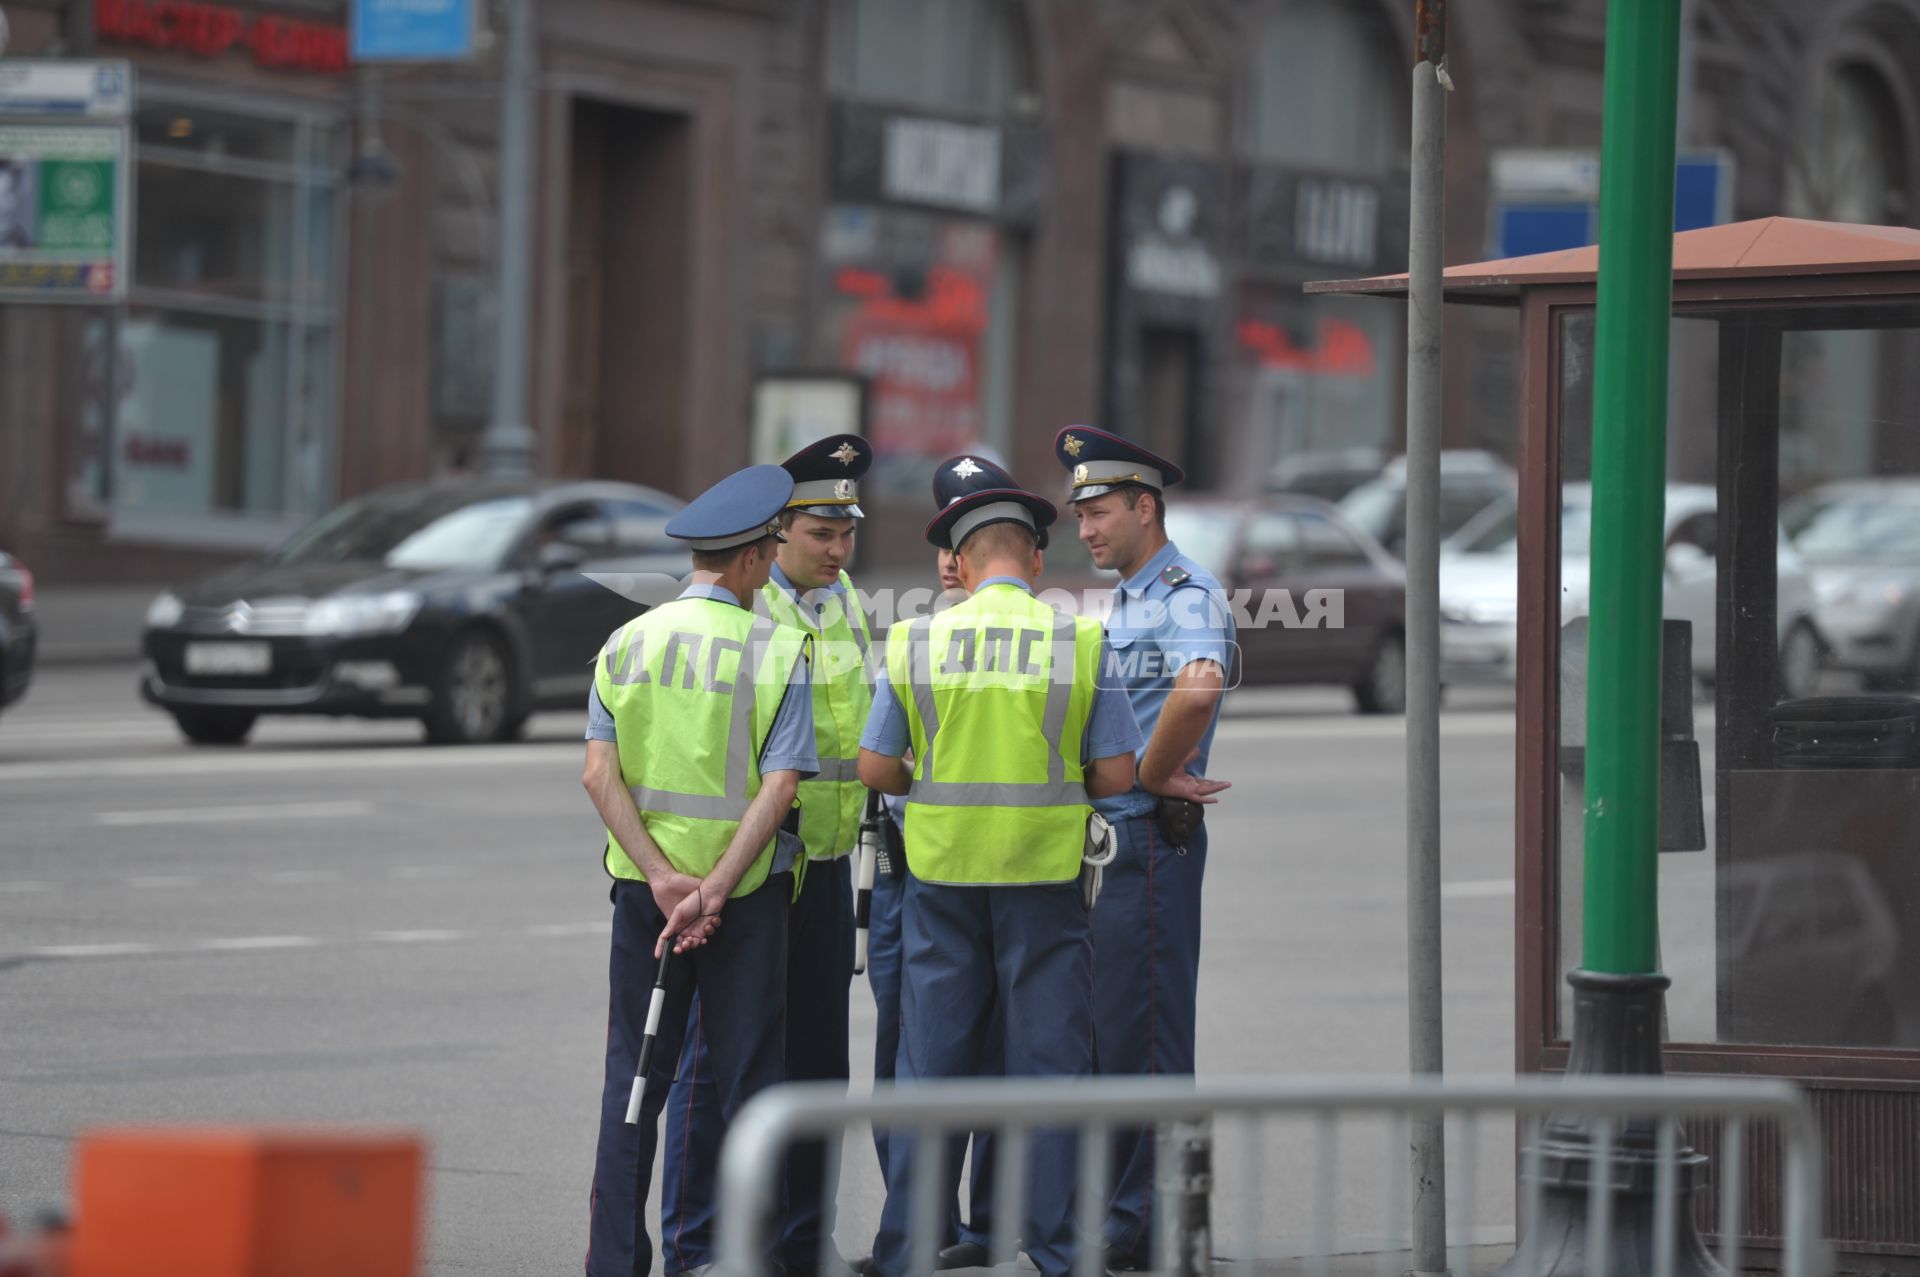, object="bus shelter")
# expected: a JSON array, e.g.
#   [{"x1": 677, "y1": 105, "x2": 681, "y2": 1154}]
[{"x1": 1312, "y1": 217, "x2": 1920, "y2": 1266}]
